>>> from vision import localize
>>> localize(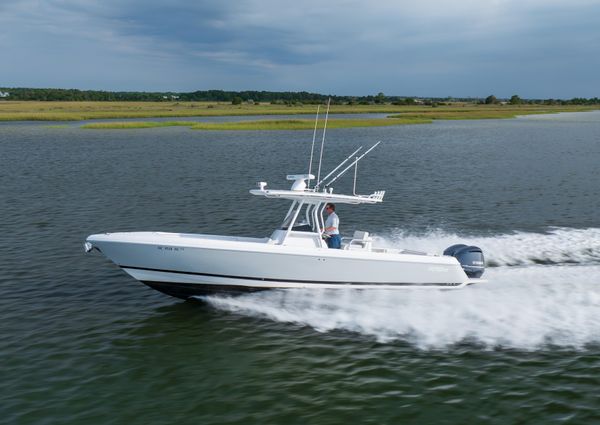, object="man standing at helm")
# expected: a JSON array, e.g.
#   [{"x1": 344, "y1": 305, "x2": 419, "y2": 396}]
[{"x1": 324, "y1": 203, "x2": 341, "y2": 249}]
